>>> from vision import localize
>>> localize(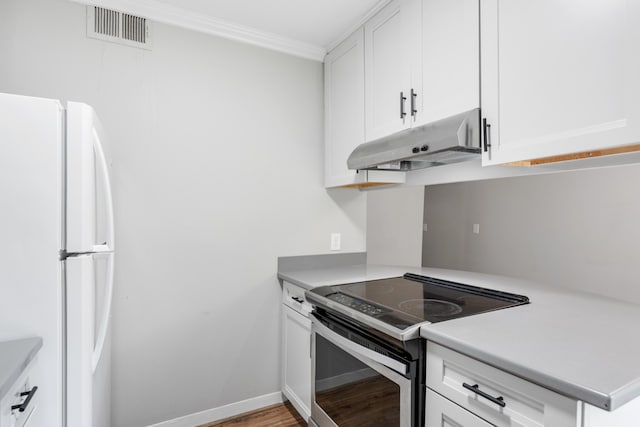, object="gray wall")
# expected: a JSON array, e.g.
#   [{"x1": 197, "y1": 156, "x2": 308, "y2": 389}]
[
  {"x1": 422, "y1": 164, "x2": 640, "y2": 303},
  {"x1": 367, "y1": 186, "x2": 424, "y2": 267},
  {"x1": 0, "y1": 1, "x2": 367, "y2": 425}
]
